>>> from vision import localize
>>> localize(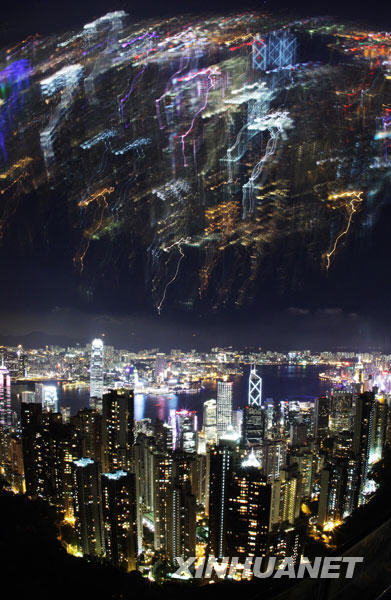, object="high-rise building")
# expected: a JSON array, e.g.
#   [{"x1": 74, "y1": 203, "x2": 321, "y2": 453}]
[
  {"x1": 166, "y1": 475, "x2": 196, "y2": 564},
  {"x1": 289, "y1": 449, "x2": 314, "y2": 497},
  {"x1": 319, "y1": 463, "x2": 344, "y2": 526},
  {"x1": 318, "y1": 456, "x2": 361, "y2": 525},
  {"x1": 101, "y1": 470, "x2": 138, "y2": 571},
  {"x1": 17, "y1": 347, "x2": 27, "y2": 378},
  {"x1": 203, "y1": 399, "x2": 217, "y2": 444},
  {"x1": 21, "y1": 403, "x2": 77, "y2": 513},
  {"x1": 154, "y1": 418, "x2": 174, "y2": 453},
  {"x1": 21, "y1": 402, "x2": 43, "y2": 497},
  {"x1": 314, "y1": 396, "x2": 330, "y2": 439},
  {"x1": 264, "y1": 399, "x2": 275, "y2": 439},
  {"x1": 269, "y1": 468, "x2": 301, "y2": 528},
  {"x1": 133, "y1": 434, "x2": 155, "y2": 551},
  {"x1": 35, "y1": 384, "x2": 59, "y2": 413},
  {"x1": 227, "y1": 452, "x2": 271, "y2": 564},
  {"x1": 208, "y1": 441, "x2": 234, "y2": 557},
  {"x1": 260, "y1": 439, "x2": 287, "y2": 480},
  {"x1": 90, "y1": 338, "x2": 104, "y2": 411},
  {"x1": 243, "y1": 404, "x2": 264, "y2": 445},
  {"x1": 21, "y1": 390, "x2": 37, "y2": 404},
  {"x1": 368, "y1": 395, "x2": 388, "y2": 466},
  {"x1": 175, "y1": 410, "x2": 197, "y2": 453},
  {"x1": 154, "y1": 354, "x2": 167, "y2": 383},
  {"x1": 216, "y1": 380, "x2": 233, "y2": 440},
  {"x1": 343, "y1": 457, "x2": 360, "y2": 517},
  {"x1": 152, "y1": 452, "x2": 174, "y2": 552},
  {"x1": 0, "y1": 359, "x2": 12, "y2": 428},
  {"x1": 102, "y1": 389, "x2": 134, "y2": 472},
  {"x1": 330, "y1": 391, "x2": 353, "y2": 434},
  {"x1": 72, "y1": 457, "x2": 104, "y2": 557},
  {"x1": 248, "y1": 365, "x2": 262, "y2": 406},
  {"x1": 73, "y1": 408, "x2": 103, "y2": 463},
  {"x1": 290, "y1": 423, "x2": 308, "y2": 447},
  {"x1": 193, "y1": 452, "x2": 208, "y2": 508},
  {"x1": 61, "y1": 406, "x2": 71, "y2": 424},
  {"x1": 0, "y1": 347, "x2": 7, "y2": 364},
  {"x1": 152, "y1": 452, "x2": 196, "y2": 563},
  {"x1": 355, "y1": 356, "x2": 365, "y2": 393},
  {"x1": 232, "y1": 408, "x2": 243, "y2": 437},
  {"x1": 352, "y1": 391, "x2": 375, "y2": 502},
  {"x1": 5, "y1": 433, "x2": 25, "y2": 493}
]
